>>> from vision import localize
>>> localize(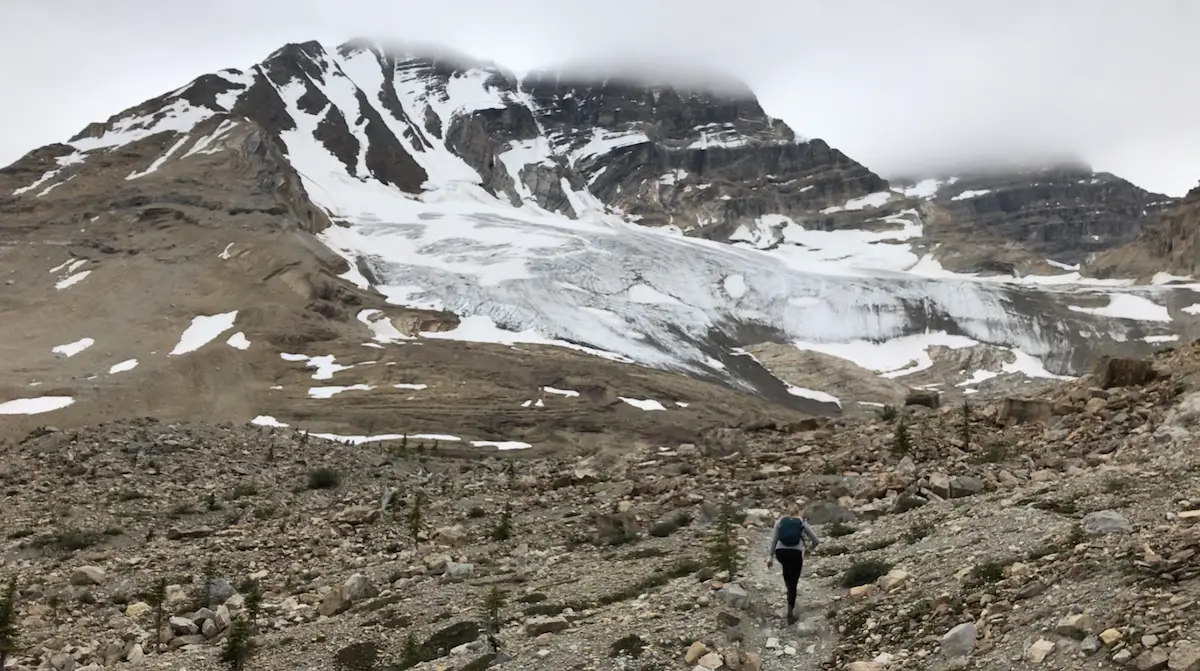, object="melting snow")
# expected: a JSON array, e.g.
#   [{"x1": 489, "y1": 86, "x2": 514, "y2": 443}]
[
  {"x1": 52, "y1": 337, "x2": 95, "y2": 357},
  {"x1": 543, "y1": 386, "x2": 579, "y2": 397},
  {"x1": 723, "y1": 274, "x2": 748, "y2": 299},
  {"x1": 786, "y1": 386, "x2": 841, "y2": 406},
  {"x1": 620, "y1": 397, "x2": 667, "y2": 411},
  {"x1": 951, "y1": 189, "x2": 992, "y2": 201},
  {"x1": 109, "y1": 359, "x2": 139, "y2": 374},
  {"x1": 0, "y1": 396, "x2": 75, "y2": 415},
  {"x1": 1143, "y1": 334, "x2": 1180, "y2": 344},
  {"x1": 219, "y1": 243, "x2": 234, "y2": 259},
  {"x1": 308, "y1": 384, "x2": 375, "y2": 399},
  {"x1": 1067, "y1": 294, "x2": 1172, "y2": 322},
  {"x1": 821, "y1": 191, "x2": 894, "y2": 214},
  {"x1": 126, "y1": 134, "x2": 191, "y2": 180},
  {"x1": 357, "y1": 309, "x2": 412, "y2": 343},
  {"x1": 170, "y1": 311, "x2": 239, "y2": 355},
  {"x1": 226, "y1": 332, "x2": 251, "y2": 350},
  {"x1": 1151, "y1": 272, "x2": 1193, "y2": 285},
  {"x1": 792, "y1": 332, "x2": 981, "y2": 378},
  {"x1": 280, "y1": 353, "x2": 354, "y2": 380},
  {"x1": 251, "y1": 415, "x2": 289, "y2": 427},
  {"x1": 394, "y1": 383, "x2": 428, "y2": 390},
  {"x1": 55, "y1": 270, "x2": 91, "y2": 290},
  {"x1": 471, "y1": 440, "x2": 532, "y2": 450}
]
